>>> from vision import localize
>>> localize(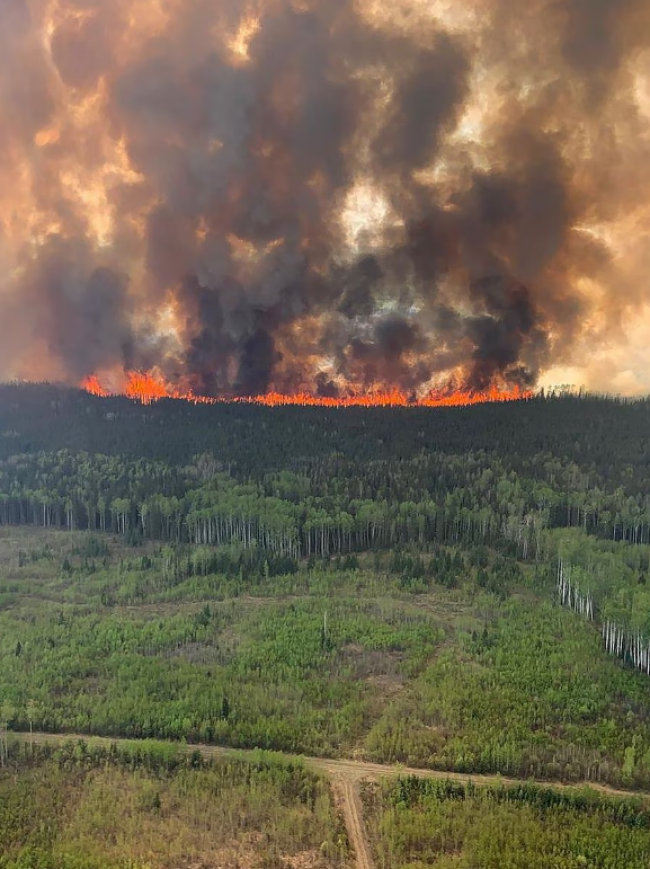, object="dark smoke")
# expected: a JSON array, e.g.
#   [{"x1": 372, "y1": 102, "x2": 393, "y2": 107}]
[
  {"x1": 237, "y1": 328, "x2": 280, "y2": 395},
  {"x1": 0, "y1": 0, "x2": 649, "y2": 394},
  {"x1": 467, "y1": 277, "x2": 545, "y2": 390}
]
